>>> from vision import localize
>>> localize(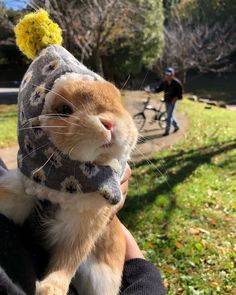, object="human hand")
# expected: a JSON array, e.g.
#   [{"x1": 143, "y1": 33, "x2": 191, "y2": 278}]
[
  {"x1": 120, "y1": 163, "x2": 131, "y2": 199},
  {"x1": 122, "y1": 224, "x2": 145, "y2": 261}
]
